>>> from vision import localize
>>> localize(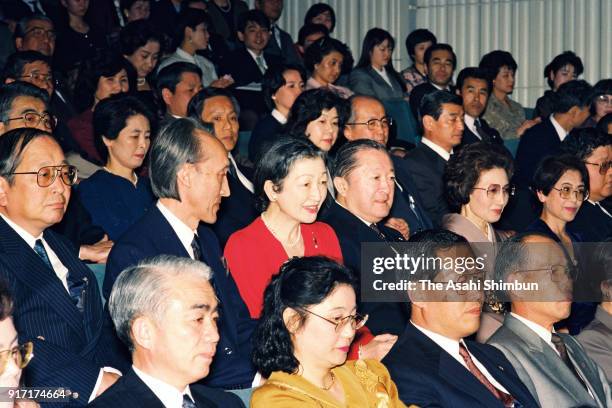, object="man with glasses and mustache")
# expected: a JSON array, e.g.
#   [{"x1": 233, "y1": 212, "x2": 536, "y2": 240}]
[
  {"x1": 0, "y1": 128, "x2": 127, "y2": 405},
  {"x1": 488, "y1": 232, "x2": 612, "y2": 408},
  {"x1": 382, "y1": 229, "x2": 538, "y2": 408}
]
